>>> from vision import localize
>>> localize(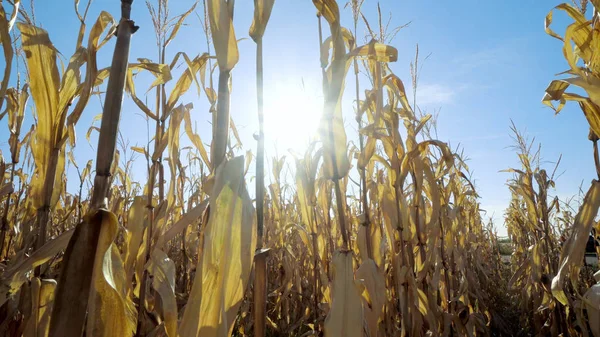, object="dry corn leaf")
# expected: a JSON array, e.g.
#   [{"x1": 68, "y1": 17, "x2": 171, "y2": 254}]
[
  {"x1": 295, "y1": 158, "x2": 316, "y2": 233},
  {"x1": 0, "y1": 229, "x2": 73, "y2": 307},
  {"x1": 552, "y1": 180, "x2": 600, "y2": 305},
  {"x1": 0, "y1": 4, "x2": 13, "y2": 112},
  {"x1": 48, "y1": 208, "x2": 134, "y2": 337},
  {"x1": 166, "y1": 2, "x2": 197, "y2": 47},
  {"x1": 65, "y1": 11, "x2": 115, "y2": 145},
  {"x1": 147, "y1": 249, "x2": 178, "y2": 337},
  {"x1": 166, "y1": 53, "x2": 208, "y2": 113},
  {"x1": 349, "y1": 40, "x2": 398, "y2": 63},
  {"x1": 249, "y1": 0, "x2": 276, "y2": 42},
  {"x1": 159, "y1": 199, "x2": 208, "y2": 247},
  {"x1": 324, "y1": 250, "x2": 364, "y2": 337},
  {"x1": 125, "y1": 62, "x2": 172, "y2": 121},
  {"x1": 23, "y1": 278, "x2": 55, "y2": 337},
  {"x1": 312, "y1": 0, "x2": 339, "y2": 26},
  {"x1": 17, "y1": 22, "x2": 63, "y2": 210},
  {"x1": 123, "y1": 196, "x2": 147, "y2": 294},
  {"x1": 87, "y1": 210, "x2": 136, "y2": 337},
  {"x1": 314, "y1": 0, "x2": 351, "y2": 180},
  {"x1": 183, "y1": 108, "x2": 211, "y2": 170},
  {"x1": 207, "y1": 0, "x2": 238, "y2": 71},
  {"x1": 356, "y1": 259, "x2": 385, "y2": 337},
  {"x1": 179, "y1": 156, "x2": 256, "y2": 337},
  {"x1": 321, "y1": 28, "x2": 355, "y2": 68}
]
